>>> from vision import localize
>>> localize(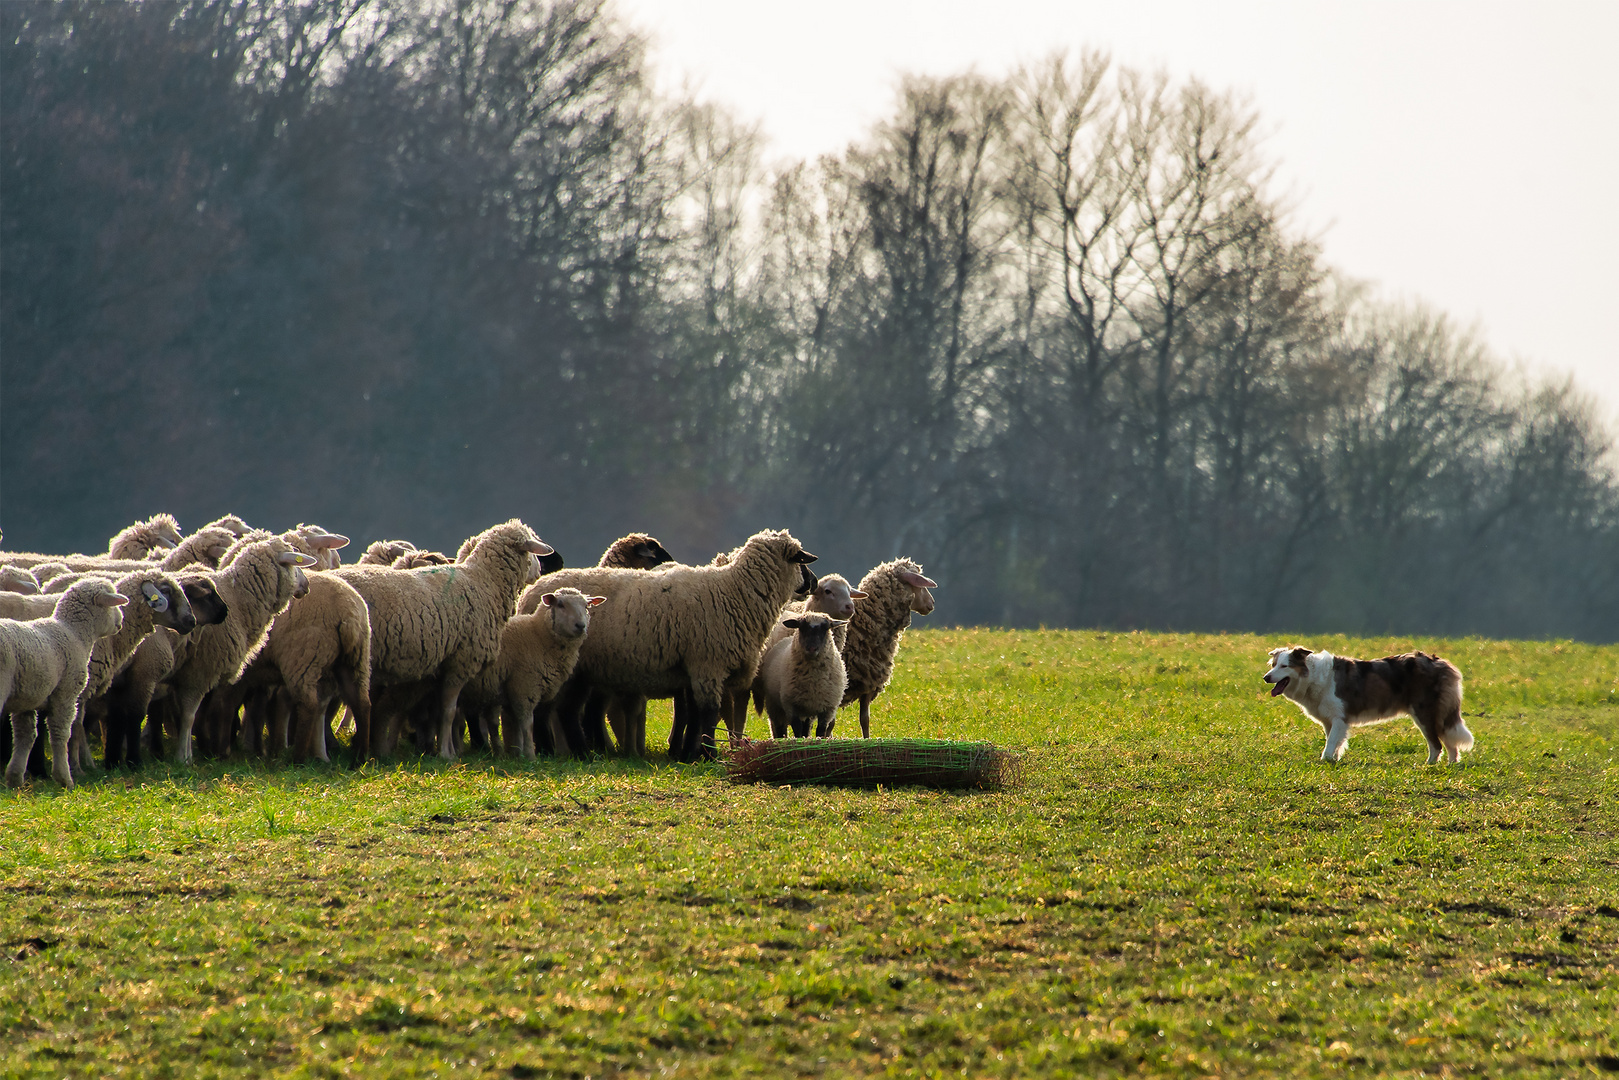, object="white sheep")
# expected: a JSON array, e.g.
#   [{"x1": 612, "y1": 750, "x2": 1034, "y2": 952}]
[
  {"x1": 460, "y1": 588, "x2": 605, "y2": 758},
  {"x1": 0, "y1": 567, "x2": 40, "y2": 595},
  {"x1": 106, "y1": 514, "x2": 184, "y2": 559},
  {"x1": 331, "y1": 520, "x2": 552, "y2": 760},
  {"x1": 841, "y1": 558, "x2": 936, "y2": 737},
  {"x1": 518, "y1": 529, "x2": 818, "y2": 762},
  {"x1": 756, "y1": 612, "x2": 849, "y2": 739},
  {"x1": 358, "y1": 540, "x2": 417, "y2": 565},
  {"x1": 2, "y1": 577, "x2": 129, "y2": 789},
  {"x1": 161, "y1": 536, "x2": 317, "y2": 763},
  {"x1": 725, "y1": 572, "x2": 866, "y2": 741}
]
